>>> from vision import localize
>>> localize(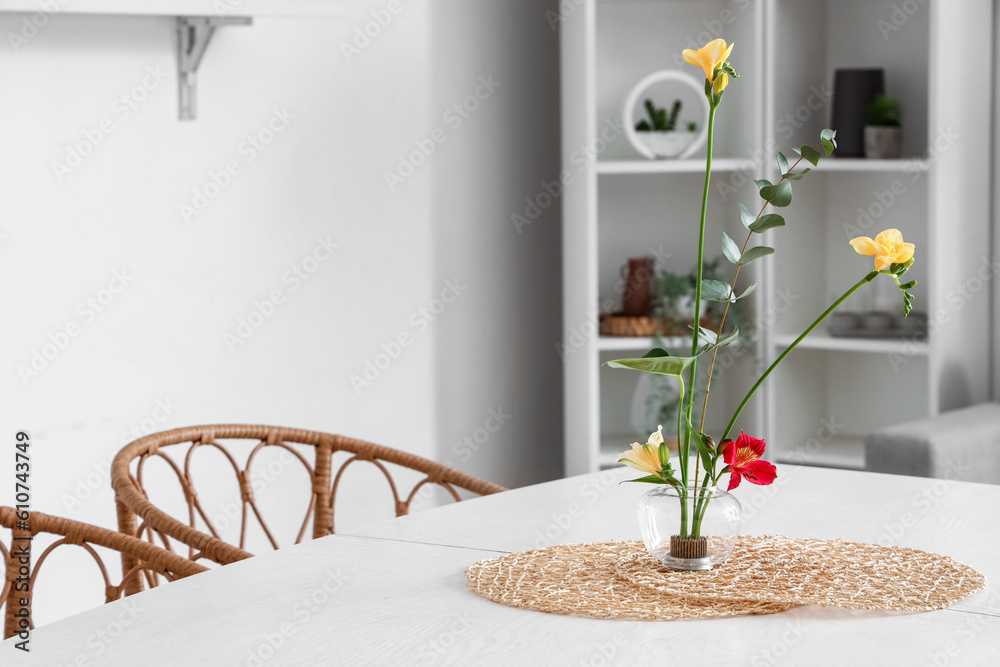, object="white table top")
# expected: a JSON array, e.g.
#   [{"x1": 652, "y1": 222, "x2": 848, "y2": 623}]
[{"x1": 4, "y1": 465, "x2": 1000, "y2": 666}]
